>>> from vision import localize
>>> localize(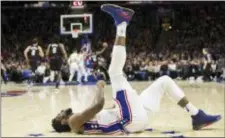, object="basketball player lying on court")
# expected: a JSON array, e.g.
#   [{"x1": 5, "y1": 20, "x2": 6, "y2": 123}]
[{"x1": 52, "y1": 4, "x2": 221, "y2": 134}]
